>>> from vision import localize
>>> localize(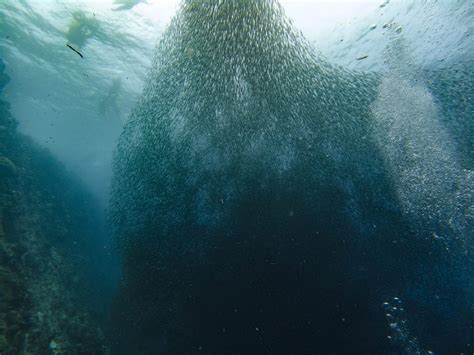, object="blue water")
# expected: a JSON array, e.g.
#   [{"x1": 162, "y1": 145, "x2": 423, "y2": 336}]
[{"x1": 0, "y1": 0, "x2": 472, "y2": 354}]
